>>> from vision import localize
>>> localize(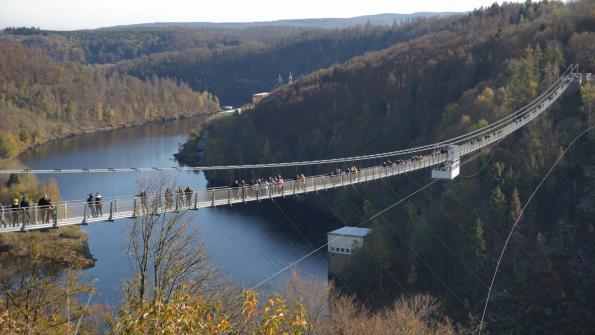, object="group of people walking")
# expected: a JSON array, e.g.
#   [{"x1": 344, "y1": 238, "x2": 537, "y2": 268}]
[
  {"x1": 330, "y1": 165, "x2": 360, "y2": 177},
  {"x1": 163, "y1": 186, "x2": 194, "y2": 209},
  {"x1": 232, "y1": 175, "x2": 288, "y2": 199},
  {"x1": 227, "y1": 166, "x2": 364, "y2": 200},
  {"x1": 0, "y1": 194, "x2": 55, "y2": 228},
  {"x1": 86, "y1": 192, "x2": 103, "y2": 218},
  {"x1": 327, "y1": 165, "x2": 360, "y2": 184}
]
